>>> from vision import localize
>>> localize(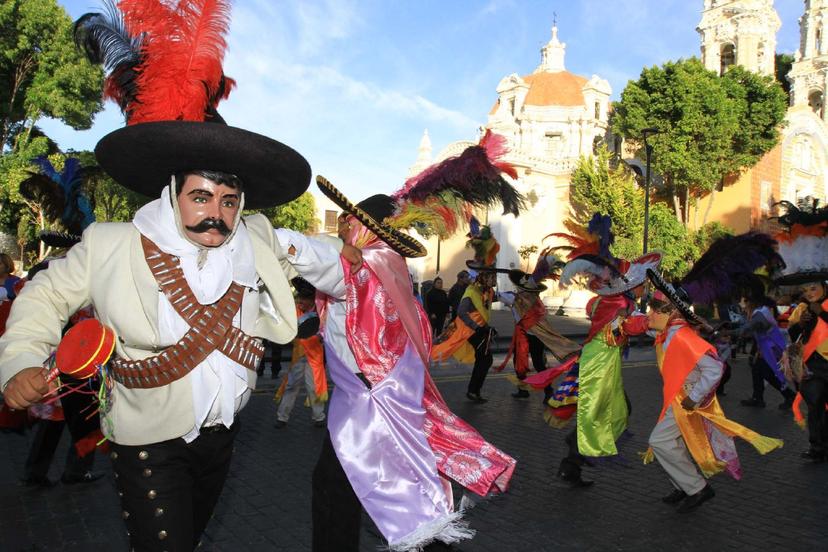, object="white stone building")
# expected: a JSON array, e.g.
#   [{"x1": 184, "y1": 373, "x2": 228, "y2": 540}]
[{"x1": 411, "y1": 25, "x2": 612, "y2": 293}]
